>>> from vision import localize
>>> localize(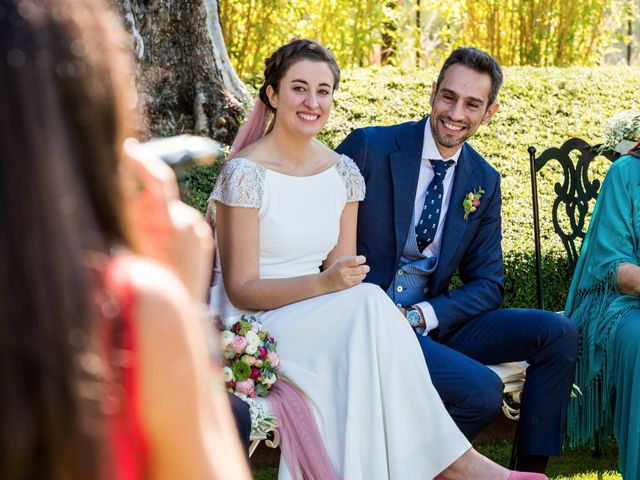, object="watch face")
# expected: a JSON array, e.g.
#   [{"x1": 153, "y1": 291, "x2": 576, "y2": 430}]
[{"x1": 406, "y1": 309, "x2": 421, "y2": 327}]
